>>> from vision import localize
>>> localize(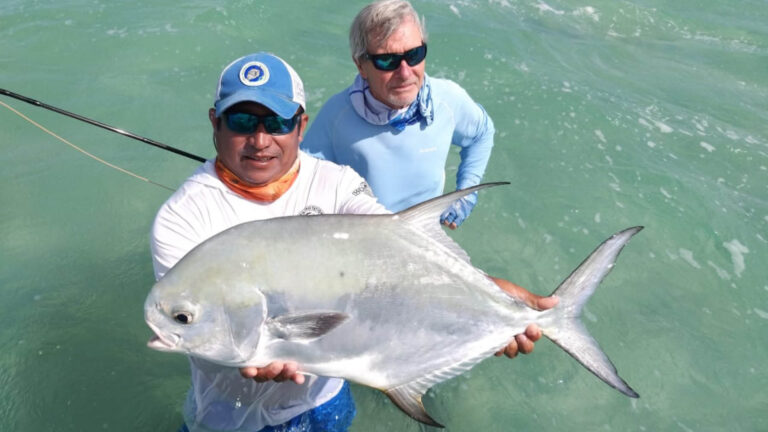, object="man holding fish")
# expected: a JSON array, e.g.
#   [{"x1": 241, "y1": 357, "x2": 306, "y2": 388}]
[{"x1": 149, "y1": 48, "x2": 553, "y2": 431}]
